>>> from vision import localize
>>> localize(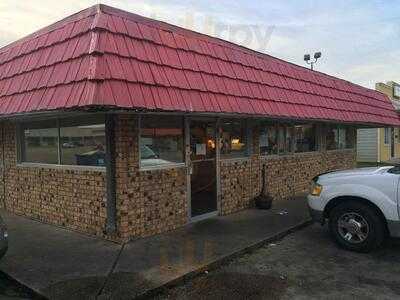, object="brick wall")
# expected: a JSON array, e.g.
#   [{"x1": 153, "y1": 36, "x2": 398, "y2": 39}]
[
  {"x1": 262, "y1": 150, "x2": 356, "y2": 201},
  {"x1": 219, "y1": 125, "x2": 261, "y2": 215},
  {"x1": 220, "y1": 157, "x2": 259, "y2": 215},
  {"x1": 1, "y1": 122, "x2": 107, "y2": 237},
  {"x1": 218, "y1": 124, "x2": 357, "y2": 214},
  {"x1": 114, "y1": 115, "x2": 188, "y2": 240},
  {"x1": 0, "y1": 115, "x2": 358, "y2": 241}
]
